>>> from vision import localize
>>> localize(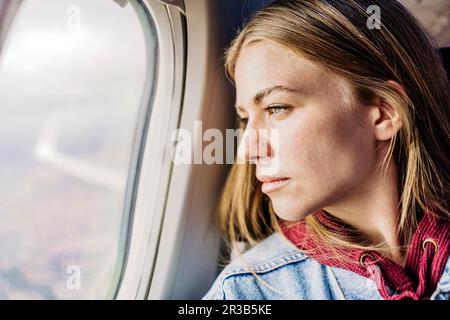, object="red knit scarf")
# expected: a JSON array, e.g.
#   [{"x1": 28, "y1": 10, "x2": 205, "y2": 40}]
[{"x1": 280, "y1": 208, "x2": 450, "y2": 300}]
